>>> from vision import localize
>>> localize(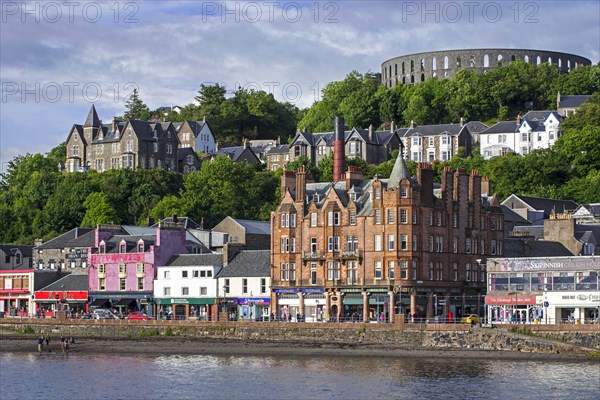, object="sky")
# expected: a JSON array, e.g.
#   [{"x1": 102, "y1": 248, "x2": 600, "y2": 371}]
[{"x1": 1, "y1": 0, "x2": 599, "y2": 172}]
